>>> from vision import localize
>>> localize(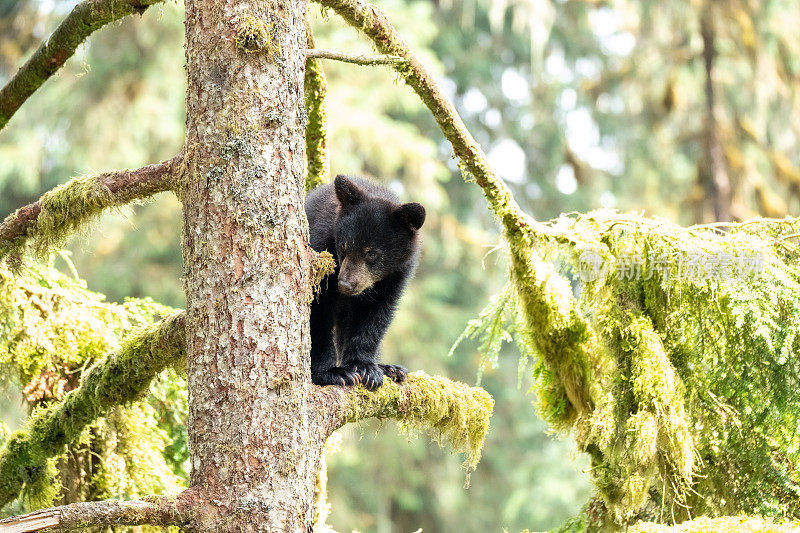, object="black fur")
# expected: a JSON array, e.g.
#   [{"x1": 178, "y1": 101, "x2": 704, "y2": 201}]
[{"x1": 305, "y1": 174, "x2": 425, "y2": 390}]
